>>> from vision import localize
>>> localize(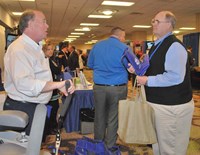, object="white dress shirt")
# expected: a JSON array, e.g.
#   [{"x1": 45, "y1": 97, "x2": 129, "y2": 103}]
[{"x1": 4, "y1": 33, "x2": 52, "y2": 104}]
